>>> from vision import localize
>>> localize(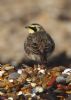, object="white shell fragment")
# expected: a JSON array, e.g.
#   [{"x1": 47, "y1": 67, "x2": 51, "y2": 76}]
[
  {"x1": 0, "y1": 71, "x2": 5, "y2": 76},
  {"x1": 17, "y1": 91, "x2": 23, "y2": 95},
  {"x1": 37, "y1": 67, "x2": 41, "y2": 71},
  {"x1": 17, "y1": 69, "x2": 22, "y2": 74},
  {"x1": 5, "y1": 66, "x2": 14, "y2": 71},
  {"x1": 8, "y1": 97, "x2": 13, "y2": 100},
  {"x1": 31, "y1": 93, "x2": 36, "y2": 97},
  {"x1": 0, "y1": 91, "x2": 4, "y2": 95},
  {"x1": 31, "y1": 83, "x2": 36, "y2": 87},
  {"x1": 9, "y1": 79, "x2": 14, "y2": 83},
  {"x1": 35, "y1": 86, "x2": 44, "y2": 93},
  {"x1": 26, "y1": 78, "x2": 32, "y2": 83},
  {"x1": 62, "y1": 68, "x2": 71, "y2": 75},
  {"x1": 38, "y1": 69, "x2": 45, "y2": 74}
]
